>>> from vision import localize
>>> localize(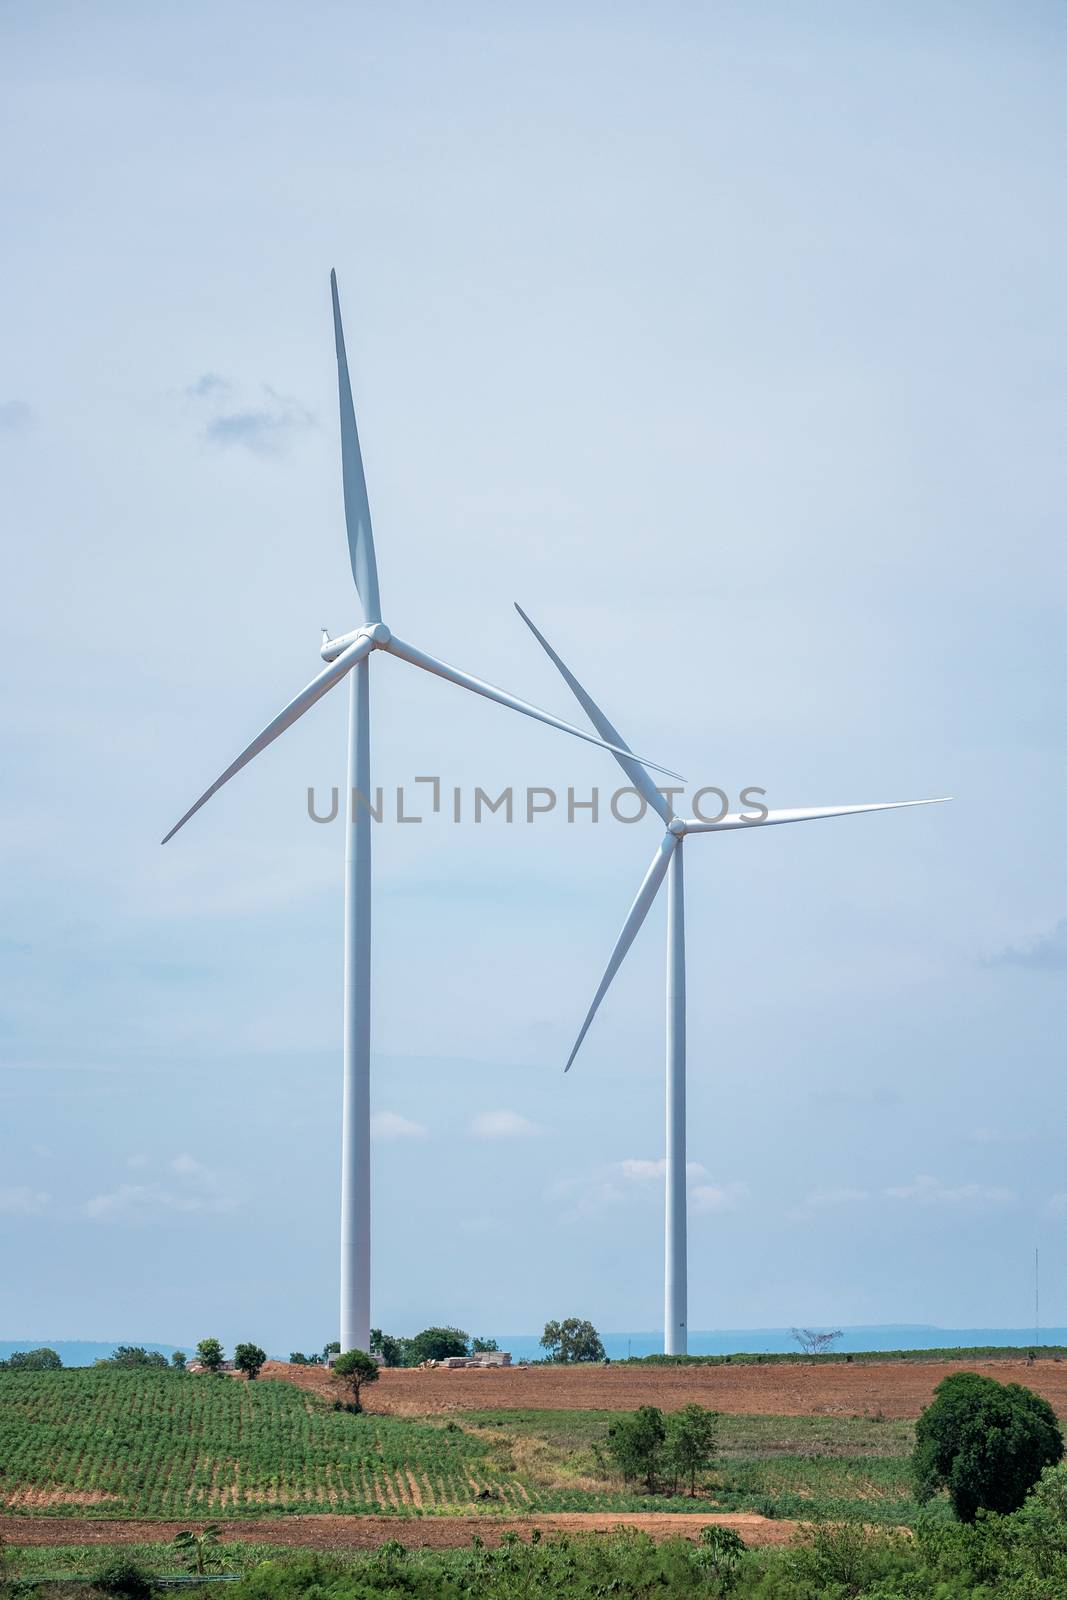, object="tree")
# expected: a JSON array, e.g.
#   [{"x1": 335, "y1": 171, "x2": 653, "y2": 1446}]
[
  {"x1": 171, "y1": 1351, "x2": 187, "y2": 1370},
  {"x1": 234, "y1": 1343, "x2": 267, "y2": 1381},
  {"x1": 606, "y1": 1405, "x2": 667, "y2": 1492},
  {"x1": 97, "y1": 1346, "x2": 168, "y2": 1369},
  {"x1": 196, "y1": 1337, "x2": 225, "y2": 1373},
  {"x1": 914, "y1": 1371, "x2": 1063, "y2": 1521},
  {"x1": 405, "y1": 1327, "x2": 470, "y2": 1365},
  {"x1": 289, "y1": 1352, "x2": 310, "y2": 1365},
  {"x1": 665, "y1": 1403, "x2": 719, "y2": 1495},
  {"x1": 370, "y1": 1329, "x2": 406, "y2": 1368},
  {"x1": 322, "y1": 1341, "x2": 340, "y2": 1363},
  {"x1": 172, "y1": 1525, "x2": 230, "y2": 1575},
  {"x1": 471, "y1": 1337, "x2": 499, "y2": 1354},
  {"x1": 791, "y1": 1328, "x2": 843, "y2": 1356},
  {"x1": 332, "y1": 1348, "x2": 379, "y2": 1412},
  {"x1": 540, "y1": 1318, "x2": 606, "y2": 1363},
  {"x1": 0, "y1": 1347, "x2": 62, "y2": 1371}
]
